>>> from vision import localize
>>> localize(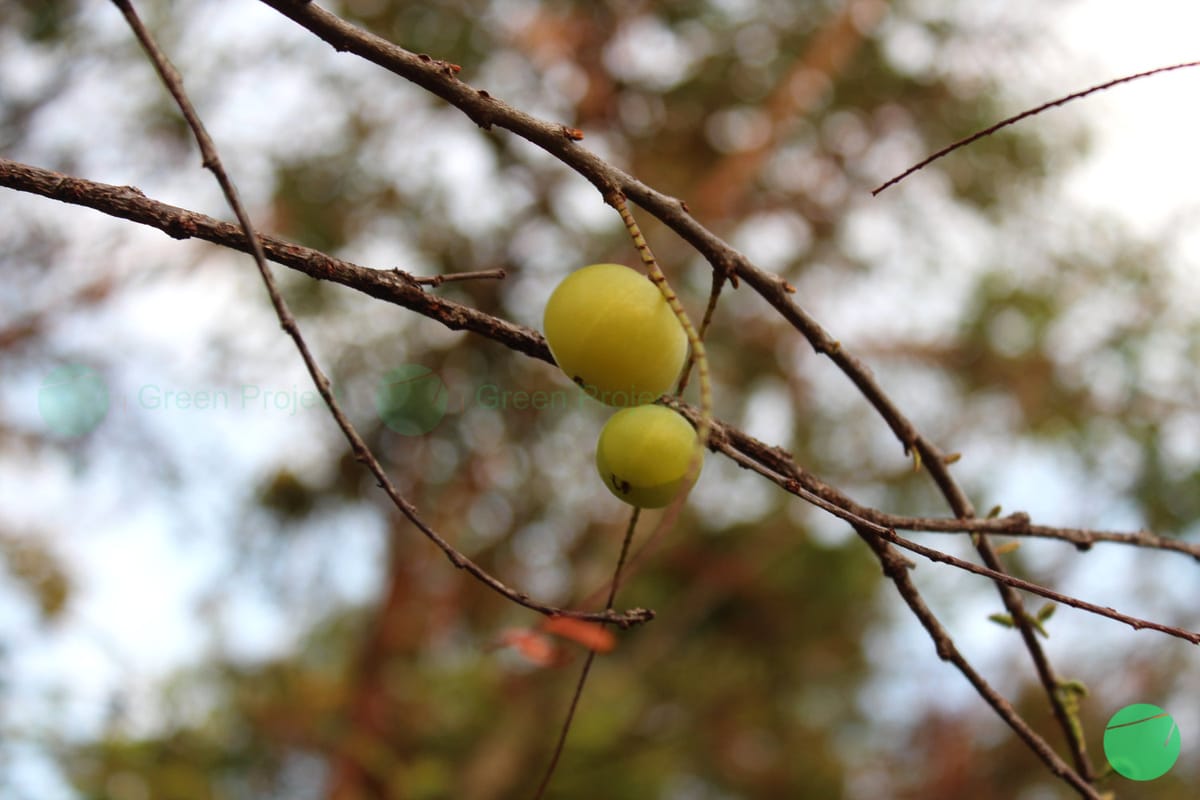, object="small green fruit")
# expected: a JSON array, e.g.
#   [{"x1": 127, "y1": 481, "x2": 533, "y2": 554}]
[
  {"x1": 595, "y1": 405, "x2": 703, "y2": 508},
  {"x1": 543, "y1": 263, "x2": 687, "y2": 406}
]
